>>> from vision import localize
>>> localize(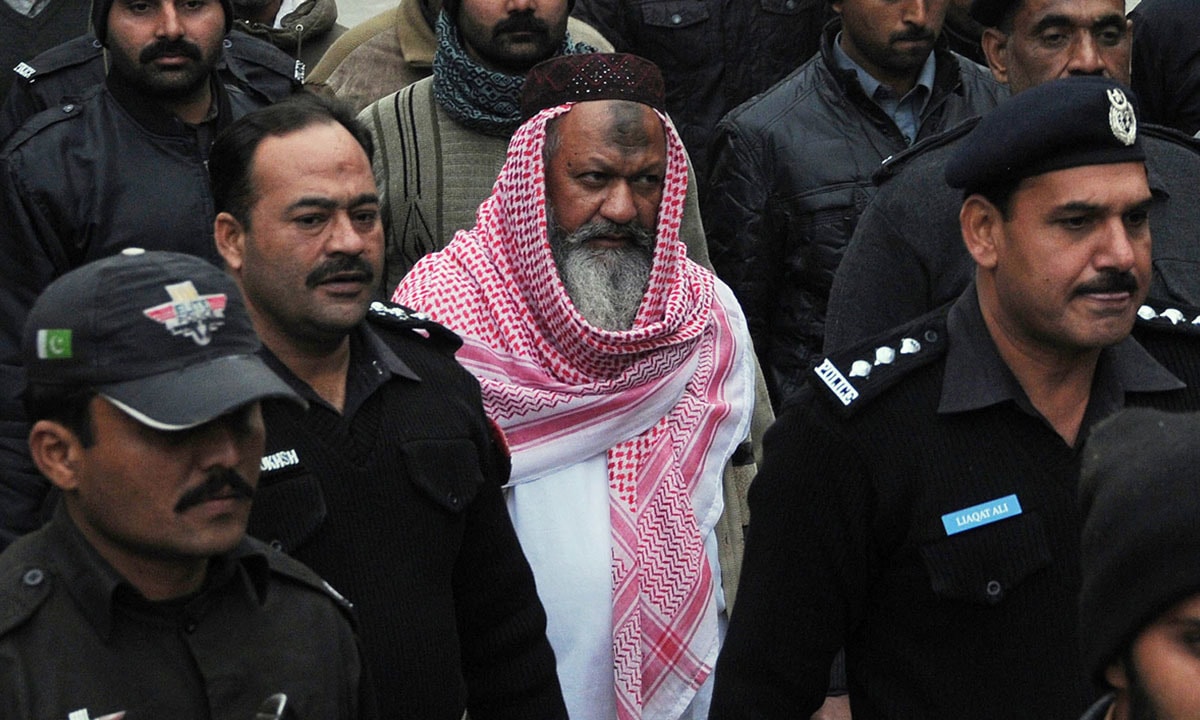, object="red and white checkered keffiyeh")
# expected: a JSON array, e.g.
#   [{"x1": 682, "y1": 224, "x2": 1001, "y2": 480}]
[{"x1": 394, "y1": 103, "x2": 752, "y2": 719}]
